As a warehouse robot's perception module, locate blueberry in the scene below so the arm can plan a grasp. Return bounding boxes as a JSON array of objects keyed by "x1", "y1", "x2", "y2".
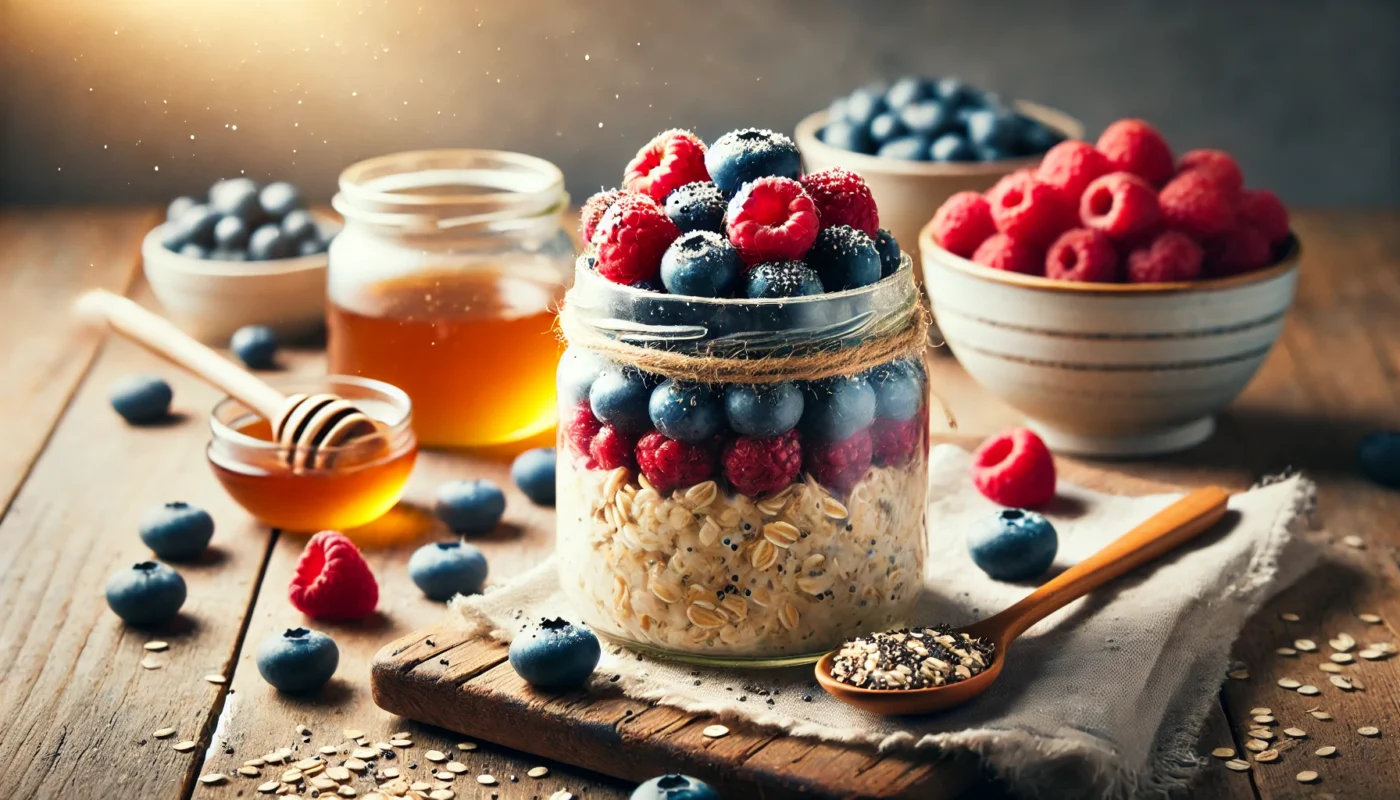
[
  {"x1": 1357, "y1": 431, "x2": 1400, "y2": 488},
  {"x1": 259, "y1": 181, "x2": 304, "y2": 220},
  {"x1": 705, "y1": 129, "x2": 801, "y2": 195},
  {"x1": 230, "y1": 325, "x2": 278, "y2": 369},
  {"x1": 869, "y1": 360, "x2": 923, "y2": 421},
  {"x1": 557, "y1": 347, "x2": 607, "y2": 407},
  {"x1": 827, "y1": 95, "x2": 850, "y2": 122},
  {"x1": 725, "y1": 383, "x2": 804, "y2": 437},
  {"x1": 745, "y1": 261, "x2": 823, "y2": 299},
  {"x1": 109, "y1": 374, "x2": 172, "y2": 424},
  {"x1": 843, "y1": 83, "x2": 887, "y2": 128},
  {"x1": 968, "y1": 509, "x2": 1058, "y2": 581},
  {"x1": 247, "y1": 224, "x2": 292, "y2": 260},
  {"x1": 280, "y1": 209, "x2": 319, "y2": 243},
  {"x1": 934, "y1": 77, "x2": 976, "y2": 109},
  {"x1": 930, "y1": 133, "x2": 977, "y2": 162},
  {"x1": 139, "y1": 501, "x2": 215, "y2": 561},
  {"x1": 660, "y1": 231, "x2": 742, "y2": 298},
  {"x1": 873, "y1": 229, "x2": 902, "y2": 277},
  {"x1": 179, "y1": 243, "x2": 208, "y2": 259},
  {"x1": 434, "y1": 479, "x2": 506, "y2": 535},
  {"x1": 664, "y1": 182, "x2": 728, "y2": 234},
  {"x1": 296, "y1": 237, "x2": 326, "y2": 257},
  {"x1": 899, "y1": 101, "x2": 952, "y2": 136},
  {"x1": 876, "y1": 136, "x2": 931, "y2": 161},
  {"x1": 648, "y1": 381, "x2": 723, "y2": 443},
  {"x1": 408, "y1": 541, "x2": 489, "y2": 601},
  {"x1": 105, "y1": 561, "x2": 186, "y2": 626},
  {"x1": 800, "y1": 376, "x2": 876, "y2": 441},
  {"x1": 630, "y1": 774, "x2": 722, "y2": 800},
  {"x1": 163, "y1": 204, "x2": 219, "y2": 250},
  {"x1": 255, "y1": 627, "x2": 339, "y2": 693},
  {"x1": 820, "y1": 120, "x2": 872, "y2": 155},
  {"x1": 209, "y1": 178, "x2": 262, "y2": 222},
  {"x1": 512, "y1": 447, "x2": 557, "y2": 506},
  {"x1": 1017, "y1": 118, "x2": 1063, "y2": 155},
  {"x1": 966, "y1": 109, "x2": 1027, "y2": 152},
  {"x1": 884, "y1": 76, "x2": 933, "y2": 111},
  {"x1": 508, "y1": 617, "x2": 600, "y2": 688},
  {"x1": 166, "y1": 196, "x2": 196, "y2": 223},
  {"x1": 867, "y1": 112, "x2": 907, "y2": 146},
  {"x1": 213, "y1": 214, "x2": 250, "y2": 250},
  {"x1": 589, "y1": 366, "x2": 656, "y2": 433},
  {"x1": 806, "y1": 226, "x2": 881, "y2": 291}
]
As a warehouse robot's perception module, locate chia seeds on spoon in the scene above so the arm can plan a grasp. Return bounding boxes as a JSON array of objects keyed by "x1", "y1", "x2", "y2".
[{"x1": 830, "y1": 625, "x2": 995, "y2": 690}]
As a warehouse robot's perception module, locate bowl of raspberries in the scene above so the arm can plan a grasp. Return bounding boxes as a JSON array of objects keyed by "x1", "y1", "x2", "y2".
[
  {"x1": 143, "y1": 177, "x2": 338, "y2": 343},
  {"x1": 795, "y1": 76, "x2": 1083, "y2": 268},
  {"x1": 920, "y1": 119, "x2": 1300, "y2": 457}
]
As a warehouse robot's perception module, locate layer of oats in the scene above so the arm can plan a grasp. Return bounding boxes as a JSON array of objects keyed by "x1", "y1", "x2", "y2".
[{"x1": 555, "y1": 457, "x2": 927, "y2": 659}]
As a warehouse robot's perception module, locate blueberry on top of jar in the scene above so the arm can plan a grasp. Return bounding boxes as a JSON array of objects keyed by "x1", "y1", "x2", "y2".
[
  {"x1": 745, "y1": 260, "x2": 823, "y2": 299},
  {"x1": 659, "y1": 231, "x2": 742, "y2": 298},
  {"x1": 805, "y1": 225, "x2": 882, "y2": 291},
  {"x1": 663, "y1": 181, "x2": 727, "y2": 234},
  {"x1": 704, "y1": 128, "x2": 802, "y2": 195}
]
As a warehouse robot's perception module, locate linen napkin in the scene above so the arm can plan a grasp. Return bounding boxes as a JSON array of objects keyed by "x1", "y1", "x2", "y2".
[{"x1": 452, "y1": 444, "x2": 1317, "y2": 799}]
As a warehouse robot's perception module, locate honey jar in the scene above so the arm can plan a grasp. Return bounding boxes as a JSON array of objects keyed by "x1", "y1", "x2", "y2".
[{"x1": 328, "y1": 150, "x2": 573, "y2": 454}]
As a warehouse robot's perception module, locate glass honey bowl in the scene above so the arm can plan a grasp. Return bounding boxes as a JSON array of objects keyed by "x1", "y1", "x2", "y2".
[{"x1": 207, "y1": 376, "x2": 417, "y2": 532}]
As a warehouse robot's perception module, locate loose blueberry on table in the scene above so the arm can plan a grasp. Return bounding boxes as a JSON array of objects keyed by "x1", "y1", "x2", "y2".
[
  {"x1": 139, "y1": 501, "x2": 215, "y2": 561},
  {"x1": 255, "y1": 627, "x2": 339, "y2": 693},
  {"x1": 161, "y1": 178, "x2": 333, "y2": 262},
  {"x1": 109, "y1": 374, "x2": 173, "y2": 424},
  {"x1": 229, "y1": 324, "x2": 279, "y2": 369},
  {"x1": 508, "y1": 618, "x2": 601, "y2": 689},
  {"x1": 1357, "y1": 431, "x2": 1400, "y2": 489},
  {"x1": 630, "y1": 773, "x2": 723, "y2": 800},
  {"x1": 512, "y1": 447, "x2": 558, "y2": 506},
  {"x1": 105, "y1": 561, "x2": 186, "y2": 626},
  {"x1": 968, "y1": 508, "x2": 1059, "y2": 582},
  {"x1": 409, "y1": 540, "x2": 489, "y2": 600},
  {"x1": 434, "y1": 478, "x2": 506, "y2": 535}
]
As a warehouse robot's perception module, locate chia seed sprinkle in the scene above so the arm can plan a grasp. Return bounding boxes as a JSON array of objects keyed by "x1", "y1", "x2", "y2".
[{"x1": 830, "y1": 625, "x2": 995, "y2": 690}]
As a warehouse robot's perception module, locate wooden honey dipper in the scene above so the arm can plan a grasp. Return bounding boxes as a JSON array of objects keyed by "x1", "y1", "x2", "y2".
[{"x1": 76, "y1": 290, "x2": 382, "y2": 470}]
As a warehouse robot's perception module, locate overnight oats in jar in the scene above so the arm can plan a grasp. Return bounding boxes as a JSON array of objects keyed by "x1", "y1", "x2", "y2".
[{"x1": 553, "y1": 127, "x2": 931, "y2": 665}]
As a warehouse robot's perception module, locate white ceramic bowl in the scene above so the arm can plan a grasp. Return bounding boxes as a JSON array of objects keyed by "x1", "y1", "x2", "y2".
[
  {"x1": 920, "y1": 223, "x2": 1301, "y2": 457},
  {"x1": 795, "y1": 102, "x2": 1083, "y2": 255},
  {"x1": 142, "y1": 217, "x2": 339, "y2": 344}
]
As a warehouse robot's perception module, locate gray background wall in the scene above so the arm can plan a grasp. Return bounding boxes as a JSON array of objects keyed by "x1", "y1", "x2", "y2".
[{"x1": 2, "y1": 0, "x2": 1396, "y2": 206}]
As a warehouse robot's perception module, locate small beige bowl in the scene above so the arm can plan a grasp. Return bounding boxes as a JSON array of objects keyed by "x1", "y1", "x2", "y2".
[
  {"x1": 919, "y1": 222, "x2": 1301, "y2": 457},
  {"x1": 795, "y1": 102, "x2": 1083, "y2": 254},
  {"x1": 142, "y1": 217, "x2": 339, "y2": 344}
]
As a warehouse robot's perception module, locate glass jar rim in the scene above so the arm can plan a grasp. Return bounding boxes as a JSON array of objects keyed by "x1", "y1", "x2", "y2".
[{"x1": 208, "y1": 374, "x2": 414, "y2": 457}]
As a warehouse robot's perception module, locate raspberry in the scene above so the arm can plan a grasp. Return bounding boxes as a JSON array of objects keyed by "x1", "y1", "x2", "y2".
[
  {"x1": 805, "y1": 430, "x2": 873, "y2": 494},
  {"x1": 870, "y1": 416, "x2": 922, "y2": 466},
  {"x1": 1045, "y1": 228, "x2": 1119, "y2": 282},
  {"x1": 722, "y1": 431, "x2": 802, "y2": 496},
  {"x1": 623, "y1": 129, "x2": 710, "y2": 203},
  {"x1": 798, "y1": 168, "x2": 879, "y2": 237},
  {"x1": 1206, "y1": 226, "x2": 1272, "y2": 277},
  {"x1": 288, "y1": 531, "x2": 378, "y2": 620},
  {"x1": 1125, "y1": 231, "x2": 1204, "y2": 283},
  {"x1": 1176, "y1": 149, "x2": 1244, "y2": 194},
  {"x1": 971, "y1": 233, "x2": 1042, "y2": 275},
  {"x1": 592, "y1": 193, "x2": 678, "y2": 285},
  {"x1": 1158, "y1": 170, "x2": 1237, "y2": 240},
  {"x1": 564, "y1": 402, "x2": 603, "y2": 460},
  {"x1": 1095, "y1": 119, "x2": 1175, "y2": 187},
  {"x1": 971, "y1": 428, "x2": 1056, "y2": 508},
  {"x1": 725, "y1": 177, "x2": 820, "y2": 265},
  {"x1": 579, "y1": 189, "x2": 628, "y2": 244},
  {"x1": 635, "y1": 432, "x2": 716, "y2": 495},
  {"x1": 986, "y1": 171, "x2": 1071, "y2": 248},
  {"x1": 930, "y1": 191, "x2": 996, "y2": 258},
  {"x1": 589, "y1": 424, "x2": 638, "y2": 471},
  {"x1": 1036, "y1": 140, "x2": 1112, "y2": 203},
  {"x1": 1079, "y1": 172, "x2": 1160, "y2": 241},
  {"x1": 1238, "y1": 189, "x2": 1290, "y2": 244}
]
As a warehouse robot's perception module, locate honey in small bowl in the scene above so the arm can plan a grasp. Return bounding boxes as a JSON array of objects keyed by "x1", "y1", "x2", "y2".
[{"x1": 207, "y1": 375, "x2": 417, "y2": 532}]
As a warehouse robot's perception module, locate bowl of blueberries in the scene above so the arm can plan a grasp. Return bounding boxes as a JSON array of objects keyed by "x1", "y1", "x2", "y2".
[
  {"x1": 144, "y1": 177, "x2": 339, "y2": 343},
  {"x1": 795, "y1": 76, "x2": 1082, "y2": 259}
]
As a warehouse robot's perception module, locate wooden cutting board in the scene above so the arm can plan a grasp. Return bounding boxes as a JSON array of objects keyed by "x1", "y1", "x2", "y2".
[{"x1": 370, "y1": 624, "x2": 990, "y2": 799}]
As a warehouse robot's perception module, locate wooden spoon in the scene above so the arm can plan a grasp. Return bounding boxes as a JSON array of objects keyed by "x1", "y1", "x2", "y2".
[
  {"x1": 76, "y1": 289, "x2": 380, "y2": 470},
  {"x1": 815, "y1": 486, "x2": 1231, "y2": 715}
]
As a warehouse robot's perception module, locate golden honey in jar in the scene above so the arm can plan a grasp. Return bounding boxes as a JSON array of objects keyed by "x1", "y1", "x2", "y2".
[{"x1": 329, "y1": 150, "x2": 573, "y2": 453}]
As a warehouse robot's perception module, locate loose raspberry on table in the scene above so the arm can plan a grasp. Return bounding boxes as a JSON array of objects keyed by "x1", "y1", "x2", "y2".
[
  {"x1": 805, "y1": 430, "x2": 873, "y2": 494},
  {"x1": 592, "y1": 193, "x2": 679, "y2": 285},
  {"x1": 987, "y1": 170, "x2": 1071, "y2": 248},
  {"x1": 579, "y1": 189, "x2": 629, "y2": 244},
  {"x1": 722, "y1": 431, "x2": 802, "y2": 496},
  {"x1": 726, "y1": 176, "x2": 820, "y2": 265},
  {"x1": 1079, "y1": 172, "x2": 1161, "y2": 241},
  {"x1": 1158, "y1": 170, "x2": 1237, "y2": 240},
  {"x1": 289, "y1": 531, "x2": 378, "y2": 620},
  {"x1": 1125, "y1": 230, "x2": 1204, "y2": 283},
  {"x1": 931, "y1": 191, "x2": 996, "y2": 258},
  {"x1": 1176, "y1": 149, "x2": 1244, "y2": 194},
  {"x1": 623, "y1": 129, "x2": 711, "y2": 203},
  {"x1": 1205, "y1": 226, "x2": 1272, "y2": 277},
  {"x1": 1095, "y1": 119, "x2": 1175, "y2": 187},
  {"x1": 636, "y1": 432, "x2": 716, "y2": 495},
  {"x1": 971, "y1": 233, "x2": 1043, "y2": 276},
  {"x1": 589, "y1": 424, "x2": 639, "y2": 471},
  {"x1": 871, "y1": 416, "x2": 922, "y2": 467},
  {"x1": 798, "y1": 168, "x2": 879, "y2": 237},
  {"x1": 564, "y1": 401, "x2": 603, "y2": 461},
  {"x1": 1045, "y1": 228, "x2": 1119, "y2": 282},
  {"x1": 971, "y1": 428, "x2": 1056, "y2": 508},
  {"x1": 1036, "y1": 140, "x2": 1112, "y2": 204},
  {"x1": 1238, "y1": 189, "x2": 1290, "y2": 244}
]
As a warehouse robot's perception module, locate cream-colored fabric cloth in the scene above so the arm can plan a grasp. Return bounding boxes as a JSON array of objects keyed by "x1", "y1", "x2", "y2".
[{"x1": 452, "y1": 445, "x2": 1317, "y2": 799}]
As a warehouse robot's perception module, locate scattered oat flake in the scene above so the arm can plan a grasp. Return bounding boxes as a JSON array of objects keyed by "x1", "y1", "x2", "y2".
[
  {"x1": 1359, "y1": 649, "x2": 1386, "y2": 660},
  {"x1": 199, "y1": 773, "x2": 226, "y2": 784},
  {"x1": 1296, "y1": 770, "x2": 1319, "y2": 783},
  {"x1": 204, "y1": 674, "x2": 226, "y2": 684},
  {"x1": 426, "y1": 749, "x2": 446, "y2": 762},
  {"x1": 319, "y1": 745, "x2": 340, "y2": 755},
  {"x1": 390, "y1": 738, "x2": 412, "y2": 747},
  {"x1": 1275, "y1": 647, "x2": 1297, "y2": 656},
  {"x1": 1245, "y1": 739, "x2": 1269, "y2": 752},
  {"x1": 429, "y1": 791, "x2": 454, "y2": 800},
  {"x1": 1249, "y1": 706, "x2": 1272, "y2": 715},
  {"x1": 140, "y1": 656, "x2": 163, "y2": 670},
  {"x1": 1254, "y1": 749, "x2": 1279, "y2": 762},
  {"x1": 1342, "y1": 535, "x2": 1365, "y2": 549},
  {"x1": 1310, "y1": 710, "x2": 1334, "y2": 720},
  {"x1": 702, "y1": 724, "x2": 729, "y2": 738},
  {"x1": 1253, "y1": 714, "x2": 1275, "y2": 724},
  {"x1": 476, "y1": 774, "x2": 497, "y2": 785},
  {"x1": 173, "y1": 740, "x2": 196, "y2": 752},
  {"x1": 1329, "y1": 675, "x2": 1353, "y2": 690},
  {"x1": 1316, "y1": 745, "x2": 1337, "y2": 757},
  {"x1": 1358, "y1": 726, "x2": 1380, "y2": 737},
  {"x1": 456, "y1": 741, "x2": 477, "y2": 751},
  {"x1": 1358, "y1": 613, "x2": 1382, "y2": 624},
  {"x1": 1225, "y1": 759, "x2": 1251, "y2": 772},
  {"x1": 339, "y1": 787, "x2": 359, "y2": 798},
  {"x1": 1331, "y1": 653, "x2": 1355, "y2": 664},
  {"x1": 153, "y1": 727, "x2": 175, "y2": 738},
  {"x1": 445, "y1": 761, "x2": 466, "y2": 773},
  {"x1": 144, "y1": 640, "x2": 169, "y2": 651},
  {"x1": 528, "y1": 766, "x2": 550, "y2": 778},
  {"x1": 1227, "y1": 669, "x2": 1250, "y2": 680},
  {"x1": 1294, "y1": 639, "x2": 1317, "y2": 652},
  {"x1": 257, "y1": 781, "x2": 279, "y2": 793},
  {"x1": 327, "y1": 766, "x2": 351, "y2": 781},
  {"x1": 1284, "y1": 727, "x2": 1307, "y2": 738},
  {"x1": 238, "y1": 765, "x2": 261, "y2": 777},
  {"x1": 1247, "y1": 728, "x2": 1273, "y2": 740},
  {"x1": 1297, "y1": 684, "x2": 1321, "y2": 696},
  {"x1": 1319, "y1": 662, "x2": 1343, "y2": 673},
  {"x1": 1280, "y1": 612, "x2": 1301, "y2": 622},
  {"x1": 1277, "y1": 678, "x2": 1301, "y2": 689},
  {"x1": 549, "y1": 791, "x2": 575, "y2": 800},
  {"x1": 1330, "y1": 634, "x2": 1357, "y2": 652}
]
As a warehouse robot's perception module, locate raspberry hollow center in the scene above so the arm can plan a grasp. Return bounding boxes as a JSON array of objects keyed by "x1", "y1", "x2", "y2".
[{"x1": 1087, "y1": 187, "x2": 1114, "y2": 216}]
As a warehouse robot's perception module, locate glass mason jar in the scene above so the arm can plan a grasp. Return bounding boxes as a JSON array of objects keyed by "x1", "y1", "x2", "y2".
[
  {"x1": 329, "y1": 150, "x2": 573, "y2": 454},
  {"x1": 555, "y1": 258, "x2": 929, "y2": 666}
]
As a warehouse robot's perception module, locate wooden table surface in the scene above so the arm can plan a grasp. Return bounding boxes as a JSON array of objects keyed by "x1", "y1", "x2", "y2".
[{"x1": 0, "y1": 208, "x2": 1396, "y2": 800}]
